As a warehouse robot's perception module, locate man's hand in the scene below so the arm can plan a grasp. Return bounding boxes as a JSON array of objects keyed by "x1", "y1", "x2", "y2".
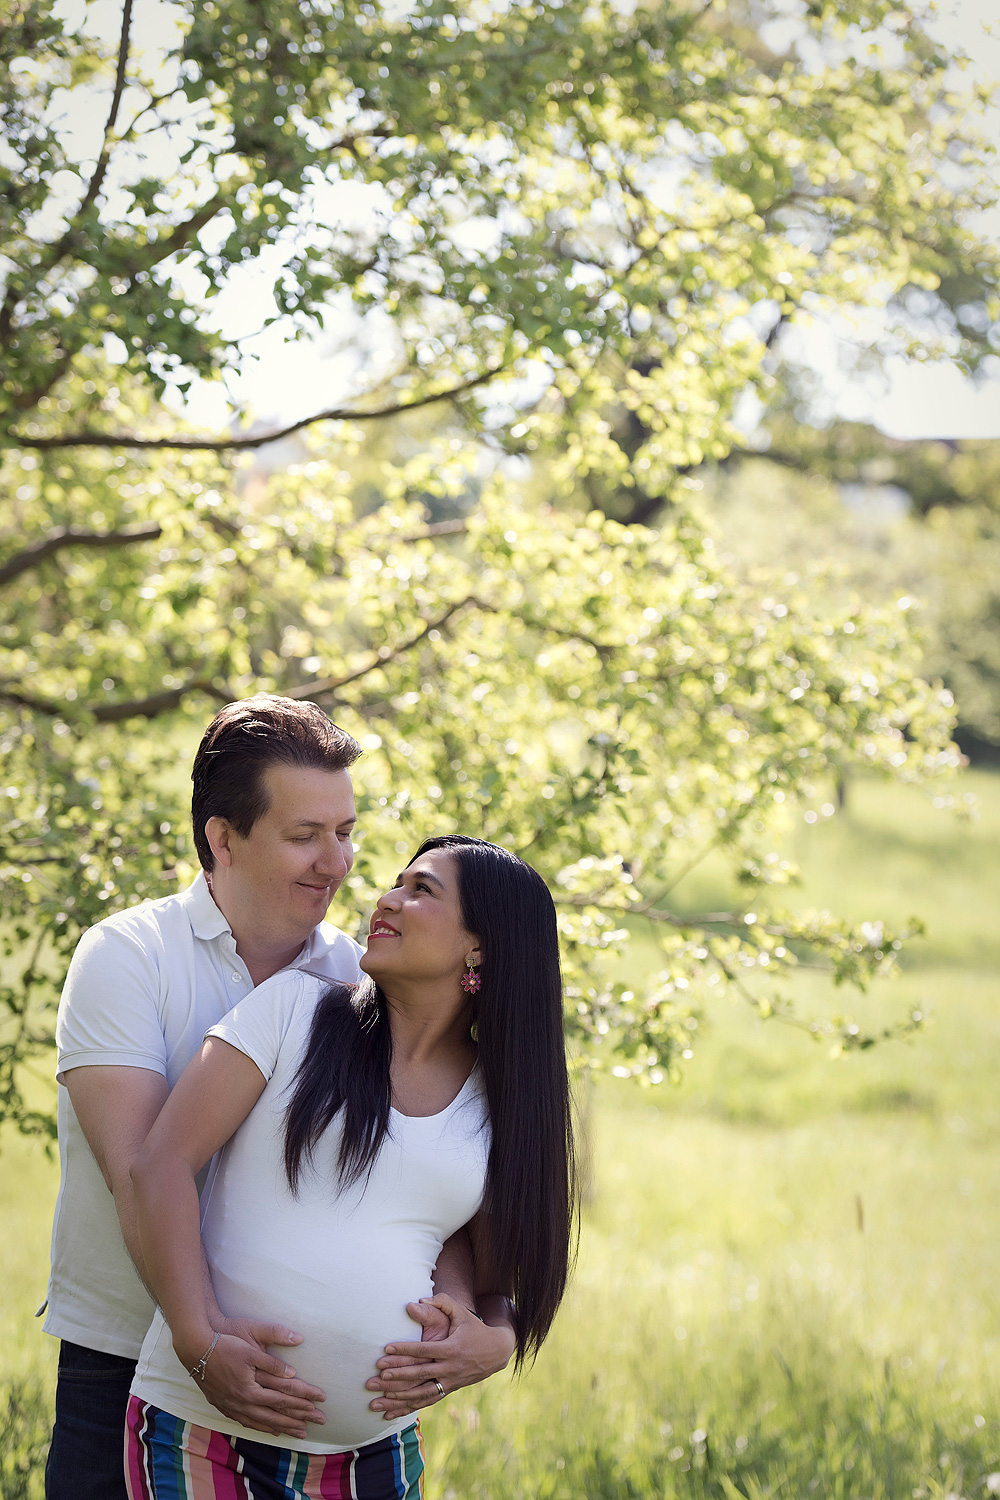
[
  {"x1": 193, "y1": 1317, "x2": 327, "y2": 1440},
  {"x1": 366, "y1": 1294, "x2": 515, "y2": 1420}
]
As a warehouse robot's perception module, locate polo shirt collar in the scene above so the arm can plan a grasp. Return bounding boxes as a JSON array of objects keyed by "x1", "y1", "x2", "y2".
[
  {"x1": 295, "y1": 925, "x2": 324, "y2": 966},
  {"x1": 182, "y1": 870, "x2": 233, "y2": 942},
  {"x1": 180, "y1": 870, "x2": 322, "y2": 968}
]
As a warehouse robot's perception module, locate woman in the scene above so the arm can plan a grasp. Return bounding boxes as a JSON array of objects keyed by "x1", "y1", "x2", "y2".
[{"x1": 126, "y1": 835, "x2": 576, "y2": 1499}]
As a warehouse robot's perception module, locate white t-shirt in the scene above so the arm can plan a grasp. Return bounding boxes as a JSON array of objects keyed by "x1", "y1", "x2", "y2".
[
  {"x1": 132, "y1": 970, "x2": 489, "y2": 1453},
  {"x1": 45, "y1": 873, "x2": 363, "y2": 1360}
]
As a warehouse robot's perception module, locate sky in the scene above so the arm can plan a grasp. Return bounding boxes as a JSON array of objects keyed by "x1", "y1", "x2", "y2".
[
  {"x1": 863, "y1": 0, "x2": 1000, "y2": 438},
  {"x1": 822, "y1": 0, "x2": 1000, "y2": 439},
  {"x1": 854, "y1": 0, "x2": 999, "y2": 439}
]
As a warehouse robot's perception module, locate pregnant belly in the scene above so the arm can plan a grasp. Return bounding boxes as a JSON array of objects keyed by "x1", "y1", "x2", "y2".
[{"x1": 211, "y1": 1242, "x2": 435, "y2": 1449}]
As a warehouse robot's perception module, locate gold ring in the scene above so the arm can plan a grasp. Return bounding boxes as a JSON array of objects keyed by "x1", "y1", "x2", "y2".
[{"x1": 433, "y1": 1379, "x2": 445, "y2": 1398}]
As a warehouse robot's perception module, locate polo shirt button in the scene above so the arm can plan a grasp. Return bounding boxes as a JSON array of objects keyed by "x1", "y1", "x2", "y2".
[{"x1": 231, "y1": 972, "x2": 241, "y2": 982}]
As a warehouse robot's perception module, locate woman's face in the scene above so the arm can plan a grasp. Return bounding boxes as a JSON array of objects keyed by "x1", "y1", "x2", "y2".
[{"x1": 359, "y1": 848, "x2": 480, "y2": 989}]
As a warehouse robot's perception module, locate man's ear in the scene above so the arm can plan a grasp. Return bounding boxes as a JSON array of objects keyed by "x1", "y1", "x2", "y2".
[{"x1": 204, "y1": 816, "x2": 235, "y2": 869}]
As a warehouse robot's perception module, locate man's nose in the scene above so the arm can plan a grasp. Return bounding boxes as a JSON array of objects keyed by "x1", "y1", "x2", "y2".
[{"x1": 313, "y1": 836, "x2": 352, "y2": 880}]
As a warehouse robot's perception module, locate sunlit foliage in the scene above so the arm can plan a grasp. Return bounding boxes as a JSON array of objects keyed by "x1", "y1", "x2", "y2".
[{"x1": 1, "y1": 0, "x2": 992, "y2": 1131}]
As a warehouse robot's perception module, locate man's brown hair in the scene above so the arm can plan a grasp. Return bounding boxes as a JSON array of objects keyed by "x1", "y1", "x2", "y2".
[{"x1": 191, "y1": 695, "x2": 361, "y2": 871}]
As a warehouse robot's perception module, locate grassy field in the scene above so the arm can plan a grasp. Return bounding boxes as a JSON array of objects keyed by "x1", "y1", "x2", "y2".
[{"x1": 2, "y1": 771, "x2": 999, "y2": 1499}]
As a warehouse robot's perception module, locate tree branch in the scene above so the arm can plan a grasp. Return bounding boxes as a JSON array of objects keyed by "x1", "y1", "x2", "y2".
[
  {"x1": 8, "y1": 364, "x2": 508, "y2": 452},
  {"x1": 290, "y1": 595, "x2": 489, "y2": 700},
  {"x1": 0, "y1": 522, "x2": 162, "y2": 587},
  {"x1": 616, "y1": 486, "x2": 675, "y2": 527},
  {"x1": 74, "y1": 0, "x2": 133, "y2": 226},
  {"x1": 0, "y1": 676, "x2": 231, "y2": 723},
  {"x1": 406, "y1": 518, "x2": 468, "y2": 541},
  {"x1": 7, "y1": 345, "x2": 75, "y2": 415},
  {"x1": 0, "y1": 596, "x2": 486, "y2": 726},
  {"x1": 123, "y1": 190, "x2": 231, "y2": 277},
  {"x1": 0, "y1": 0, "x2": 133, "y2": 347},
  {"x1": 553, "y1": 896, "x2": 799, "y2": 942}
]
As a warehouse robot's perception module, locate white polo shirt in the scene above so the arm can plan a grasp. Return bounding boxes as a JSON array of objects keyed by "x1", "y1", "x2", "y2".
[{"x1": 44, "y1": 872, "x2": 363, "y2": 1360}]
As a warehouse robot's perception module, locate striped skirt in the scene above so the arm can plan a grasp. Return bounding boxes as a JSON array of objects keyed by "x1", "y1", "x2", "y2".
[{"x1": 125, "y1": 1397, "x2": 424, "y2": 1500}]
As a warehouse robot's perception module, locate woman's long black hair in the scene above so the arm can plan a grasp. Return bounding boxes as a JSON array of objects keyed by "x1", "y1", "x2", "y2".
[{"x1": 283, "y1": 834, "x2": 577, "y2": 1368}]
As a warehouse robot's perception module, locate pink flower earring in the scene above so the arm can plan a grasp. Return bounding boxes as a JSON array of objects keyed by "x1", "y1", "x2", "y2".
[{"x1": 460, "y1": 959, "x2": 482, "y2": 994}]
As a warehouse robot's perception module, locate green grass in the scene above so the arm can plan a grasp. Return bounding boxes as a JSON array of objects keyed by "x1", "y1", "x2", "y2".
[
  {"x1": 420, "y1": 771, "x2": 1000, "y2": 1498},
  {"x1": 0, "y1": 1135, "x2": 57, "y2": 1500},
  {"x1": 3, "y1": 771, "x2": 999, "y2": 1498}
]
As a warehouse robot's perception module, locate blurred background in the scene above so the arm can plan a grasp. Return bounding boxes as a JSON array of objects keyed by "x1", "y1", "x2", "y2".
[{"x1": 2, "y1": 0, "x2": 999, "y2": 1494}]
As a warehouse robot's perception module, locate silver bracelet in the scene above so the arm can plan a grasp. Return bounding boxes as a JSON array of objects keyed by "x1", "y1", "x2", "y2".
[{"x1": 189, "y1": 1330, "x2": 220, "y2": 1381}]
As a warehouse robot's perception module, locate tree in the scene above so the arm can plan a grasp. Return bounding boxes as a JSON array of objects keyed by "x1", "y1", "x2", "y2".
[
  {"x1": 4, "y1": 0, "x2": 996, "y2": 454},
  {"x1": 0, "y1": 432, "x2": 959, "y2": 1135},
  {"x1": 689, "y1": 418, "x2": 1000, "y2": 756},
  {"x1": 1, "y1": 0, "x2": 991, "y2": 1134}
]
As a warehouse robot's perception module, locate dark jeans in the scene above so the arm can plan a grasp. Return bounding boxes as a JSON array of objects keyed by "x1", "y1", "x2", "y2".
[{"x1": 45, "y1": 1340, "x2": 137, "y2": 1500}]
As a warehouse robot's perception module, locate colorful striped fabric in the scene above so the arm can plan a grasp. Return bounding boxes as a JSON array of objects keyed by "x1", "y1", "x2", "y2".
[{"x1": 125, "y1": 1397, "x2": 424, "y2": 1500}]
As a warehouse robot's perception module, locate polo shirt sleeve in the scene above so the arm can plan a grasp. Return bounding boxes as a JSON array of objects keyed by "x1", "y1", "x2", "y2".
[
  {"x1": 55, "y1": 919, "x2": 168, "y2": 1079},
  {"x1": 308, "y1": 923, "x2": 364, "y2": 985},
  {"x1": 336, "y1": 934, "x2": 364, "y2": 984},
  {"x1": 206, "y1": 970, "x2": 309, "y2": 1082}
]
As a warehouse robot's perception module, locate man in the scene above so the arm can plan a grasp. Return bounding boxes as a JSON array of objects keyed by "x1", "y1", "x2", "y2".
[{"x1": 43, "y1": 695, "x2": 513, "y2": 1499}]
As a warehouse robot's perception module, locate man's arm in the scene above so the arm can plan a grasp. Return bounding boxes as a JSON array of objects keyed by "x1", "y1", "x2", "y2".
[
  {"x1": 66, "y1": 1064, "x2": 229, "y2": 1315},
  {"x1": 65, "y1": 1062, "x2": 327, "y2": 1435},
  {"x1": 65, "y1": 1064, "x2": 168, "y2": 1290},
  {"x1": 65, "y1": 1064, "x2": 230, "y2": 1321},
  {"x1": 367, "y1": 1218, "x2": 516, "y2": 1419},
  {"x1": 432, "y1": 1228, "x2": 518, "y2": 1358}
]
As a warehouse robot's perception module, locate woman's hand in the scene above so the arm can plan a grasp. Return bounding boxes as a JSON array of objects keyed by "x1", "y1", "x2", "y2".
[
  {"x1": 366, "y1": 1294, "x2": 515, "y2": 1420},
  {"x1": 192, "y1": 1318, "x2": 327, "y2": 1440}
]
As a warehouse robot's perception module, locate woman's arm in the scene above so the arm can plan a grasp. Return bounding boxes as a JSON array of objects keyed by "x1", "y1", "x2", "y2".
[{"x1": 131, "y1": 1036, "x2": 327, "y2": 1440}]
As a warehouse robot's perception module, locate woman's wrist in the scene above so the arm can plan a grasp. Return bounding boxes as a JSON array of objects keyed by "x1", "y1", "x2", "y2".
[
  {"x1": 475, "y1": 1293, "x2": 515, "y2": 1330},
  {"x1": 186, "y1": 1329, "x2": 221, "y2": 1381},
  {"x1": 171, "y1": 1320, "x2": 219, "y2": 1374}
]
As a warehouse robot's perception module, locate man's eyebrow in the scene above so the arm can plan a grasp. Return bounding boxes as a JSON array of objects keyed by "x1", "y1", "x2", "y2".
[{"x1": 288, "y1": 816, "x2": 357, "y2": 829}]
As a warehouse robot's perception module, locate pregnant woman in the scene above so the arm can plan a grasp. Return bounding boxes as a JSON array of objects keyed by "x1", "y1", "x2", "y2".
[{"x1": 126, "y1": 835, "x2": 576, "y2": 1499}]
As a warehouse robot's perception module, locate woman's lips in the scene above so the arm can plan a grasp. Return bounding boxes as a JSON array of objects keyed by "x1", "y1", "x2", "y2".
[{"x1": 368, "y1": 921, "x2": 399, "y2": 938}]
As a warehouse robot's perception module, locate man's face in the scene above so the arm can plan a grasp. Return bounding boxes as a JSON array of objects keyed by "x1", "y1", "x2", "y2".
[{"x1": 217, "y1": 763, "x2": 357, "y2": 946}]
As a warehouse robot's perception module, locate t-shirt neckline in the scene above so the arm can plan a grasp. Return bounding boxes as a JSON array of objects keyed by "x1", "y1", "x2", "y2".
[{"x1": 390, "y1": 1062, "x2": 481, "y2": 1123}]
